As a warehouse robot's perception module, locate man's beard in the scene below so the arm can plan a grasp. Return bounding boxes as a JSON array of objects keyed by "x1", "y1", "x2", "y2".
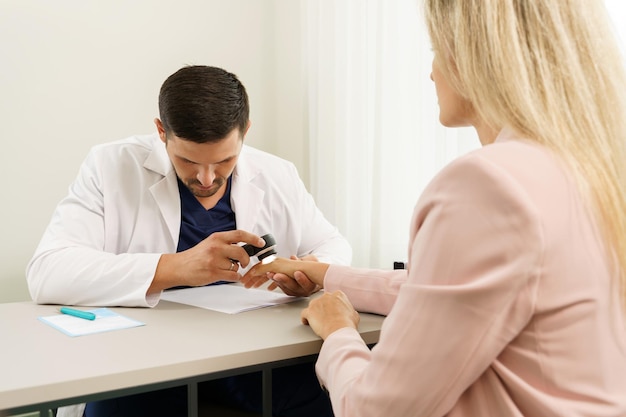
[{"x1": 183, "y1": 176, "x2": 226, "y2": 198}]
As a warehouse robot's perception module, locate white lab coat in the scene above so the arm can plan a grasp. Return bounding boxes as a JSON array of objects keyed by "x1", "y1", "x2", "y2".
[{"x1": 26, "y1": 133, "x2": 351, "y2": 307}]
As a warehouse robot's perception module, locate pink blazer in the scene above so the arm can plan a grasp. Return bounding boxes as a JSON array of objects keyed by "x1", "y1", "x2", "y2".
[{"x1": 318, "y1": 130, "x2": 626, "y2": 416}]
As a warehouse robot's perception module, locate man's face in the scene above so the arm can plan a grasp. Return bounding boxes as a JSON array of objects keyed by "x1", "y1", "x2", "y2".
[{"x1": 160, "y1": 127, "x2": 243, "y2": 199}]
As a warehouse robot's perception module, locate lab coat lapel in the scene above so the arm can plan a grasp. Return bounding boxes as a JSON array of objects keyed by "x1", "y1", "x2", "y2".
[
  {"x1": 231, "y1": 152, "x2": 265, "y2": 233},
  {"x1": 144, "y1": 141, "x2": 181, "y2": 246}
]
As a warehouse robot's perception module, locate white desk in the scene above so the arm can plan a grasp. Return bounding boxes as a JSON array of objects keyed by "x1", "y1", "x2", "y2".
[{"x1": 0, "y1": 295, "x2": 383, "y2": 417}]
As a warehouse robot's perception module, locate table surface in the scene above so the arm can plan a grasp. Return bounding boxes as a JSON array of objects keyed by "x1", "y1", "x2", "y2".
[{"x1": 0, "y1": 293, "x2": 384, "y2": 413}]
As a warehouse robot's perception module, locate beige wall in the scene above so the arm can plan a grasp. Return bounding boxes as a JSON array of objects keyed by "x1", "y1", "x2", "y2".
[{"x1": 0, "y1": 0, "x2": 305, "y2": 302}]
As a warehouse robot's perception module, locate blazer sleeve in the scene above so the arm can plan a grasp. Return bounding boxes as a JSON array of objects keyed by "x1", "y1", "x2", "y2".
[
  {"x1": 324, "y1": 266, "x2": 407, "y2": 316},
  {"x1": 316, "y1": 153, "x2": 543, "y2": 417}
]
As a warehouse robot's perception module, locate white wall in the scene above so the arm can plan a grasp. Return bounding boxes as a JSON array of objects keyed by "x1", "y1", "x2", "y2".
[{"x1": 0, "y1": 0, "x2": 305, "y2": 302}]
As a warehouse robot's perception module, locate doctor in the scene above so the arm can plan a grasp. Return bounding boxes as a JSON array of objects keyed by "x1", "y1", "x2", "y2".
[
  {"x1": 26, "y1": 65, "x2": 351, "y2": 307},
  {"x1": 26, "y1": 65, "x2": 349, "y2": 417}
]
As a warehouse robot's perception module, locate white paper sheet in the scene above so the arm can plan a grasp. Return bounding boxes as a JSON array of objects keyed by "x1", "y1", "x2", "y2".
[
  {"x1": 161, "y1": 283, "x2": 302, "y2": 314},
  {"x1": 38, "y1": 308, "x2": 145, "y2": 337}
]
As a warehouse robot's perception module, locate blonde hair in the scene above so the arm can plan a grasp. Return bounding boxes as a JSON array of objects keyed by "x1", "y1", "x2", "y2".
[{"x1": 424, "y1": 0, "x2": 626, "y2": 310}]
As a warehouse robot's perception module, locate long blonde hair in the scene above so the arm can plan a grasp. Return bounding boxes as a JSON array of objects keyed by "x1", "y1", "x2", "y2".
[{"x1": 424, "y1": 0, "x2": 626, "y2": 310}]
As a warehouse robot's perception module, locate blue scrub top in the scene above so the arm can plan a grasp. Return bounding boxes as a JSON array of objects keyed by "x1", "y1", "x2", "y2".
[{"x1": 176, "y1": 176, "x2": 236, "y2": 252}]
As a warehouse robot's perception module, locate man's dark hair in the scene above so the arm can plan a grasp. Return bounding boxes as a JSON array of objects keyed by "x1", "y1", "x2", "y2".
[{"x1": 158, "y1": 65, "x2": 249, "y2": 143}]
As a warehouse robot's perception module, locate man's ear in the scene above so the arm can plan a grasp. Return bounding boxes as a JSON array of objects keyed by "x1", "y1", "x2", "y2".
[
  {"x1": 154, "y1": 118, "x2": 167, "y2": 143},
  {"x1": 243, "y1": 120, "x2": 252, "y2": 137}
]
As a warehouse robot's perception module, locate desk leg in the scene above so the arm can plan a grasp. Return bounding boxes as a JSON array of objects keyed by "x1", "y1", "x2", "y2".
[
  {"x1": 262, "y1": 369, "x2": 272, "y2": 417},
  {"x1": 187, "y1": 382, "x2": 198, "y2": 417}
]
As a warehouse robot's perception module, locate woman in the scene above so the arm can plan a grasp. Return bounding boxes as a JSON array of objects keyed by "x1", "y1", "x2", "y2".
[{"x1": 242, "y1": 0, "x2": 626, "y2": 415}]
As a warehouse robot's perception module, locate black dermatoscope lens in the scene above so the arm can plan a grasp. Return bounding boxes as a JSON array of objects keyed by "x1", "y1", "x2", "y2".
[{"x1": 242, "y1": 233, "x2": 277, "y2": 262}]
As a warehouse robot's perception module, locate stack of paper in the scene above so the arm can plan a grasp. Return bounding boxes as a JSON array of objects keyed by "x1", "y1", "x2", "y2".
[{"x1": 161, "y1": 284, "x2": 302, "y2": 314}]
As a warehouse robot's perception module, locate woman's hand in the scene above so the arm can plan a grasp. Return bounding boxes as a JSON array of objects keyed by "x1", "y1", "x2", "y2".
[{"x1": 301, "y1": 290, "x2": 360, "y2": 340}]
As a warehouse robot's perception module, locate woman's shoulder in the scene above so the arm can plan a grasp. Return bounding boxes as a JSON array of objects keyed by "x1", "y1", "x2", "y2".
[{"x1": 435, "y1": 137, "x2": 568, "y2": 199}]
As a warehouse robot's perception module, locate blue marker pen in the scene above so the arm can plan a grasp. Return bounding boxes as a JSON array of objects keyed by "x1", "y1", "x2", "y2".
[{"x1": 60, "y1": 307, "x2": 96, "y2": 321}]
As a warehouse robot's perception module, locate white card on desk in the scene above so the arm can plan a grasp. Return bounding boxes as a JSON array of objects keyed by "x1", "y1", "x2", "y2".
[{"x1": 38, "y1": 308, "x2": 145, "y2": 337}]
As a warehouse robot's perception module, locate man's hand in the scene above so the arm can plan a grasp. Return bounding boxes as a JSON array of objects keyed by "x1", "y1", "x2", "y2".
[
  {"x1": 240, "y1": 256, "x2": 330, "y2": 297},
  {"x1": 267, "y1": 255, "x2": 321, "y2": 296},
  {"x1": 301, "y1": 290, "x2": 359, "y2": 340},
  {"x1": 149, "y1": 230, "x2": 265, "y2": 293}
]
